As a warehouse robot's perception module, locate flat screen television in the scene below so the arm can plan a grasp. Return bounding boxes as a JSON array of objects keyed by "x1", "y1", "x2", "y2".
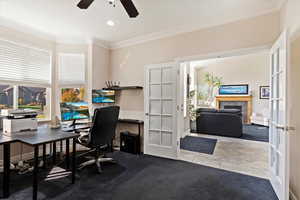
[
  {"x1": 60, "y1": 102, "x2": 90, "y2": 122},
  {"x1": 219, "y1": 84, "x2": 249, "y2": 95},
  {"x1": 92, "y1": 90, "x2": 115, "y2": 103}
]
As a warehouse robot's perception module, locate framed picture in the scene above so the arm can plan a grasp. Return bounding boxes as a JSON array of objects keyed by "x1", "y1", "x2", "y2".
[{"x1": 260, "y1": 86, "x2": 270, "y2": 99}]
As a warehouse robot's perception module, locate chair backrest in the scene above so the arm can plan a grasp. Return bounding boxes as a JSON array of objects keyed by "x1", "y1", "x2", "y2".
[{"x1": 89, "y1": 106, "x2": 120, "y2": 147}]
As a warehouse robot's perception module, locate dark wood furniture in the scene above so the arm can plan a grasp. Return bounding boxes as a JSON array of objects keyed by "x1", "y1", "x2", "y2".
[
  {"x1": 103, "y1": 86, "x2": 143, "y2": 91},
  {"x1": 0, "y1": 126, "x2": 79, "y2": 200},
  {"x1": 118, "y1": 119, "x2": 143, "y2": 154}
]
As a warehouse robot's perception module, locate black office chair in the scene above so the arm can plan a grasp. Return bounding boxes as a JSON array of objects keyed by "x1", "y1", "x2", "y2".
[{"x1": 76, "y1": 106, "x2": 120, "y2": 173}]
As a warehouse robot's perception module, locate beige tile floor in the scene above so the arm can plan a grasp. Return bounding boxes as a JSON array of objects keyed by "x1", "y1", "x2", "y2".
[{"x1": 179, "y1": 133, "x2": 269, "y2": 179}]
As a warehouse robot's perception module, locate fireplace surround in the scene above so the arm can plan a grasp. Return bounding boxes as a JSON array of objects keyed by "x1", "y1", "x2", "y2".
[{"x1": 215, "y1": 95, "x2": 252, "y2": 124}]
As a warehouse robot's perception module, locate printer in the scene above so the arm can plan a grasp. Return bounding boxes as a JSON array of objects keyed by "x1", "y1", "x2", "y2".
[{"x1": 1, "y1": 109, "x2": 38, "y2": 134}]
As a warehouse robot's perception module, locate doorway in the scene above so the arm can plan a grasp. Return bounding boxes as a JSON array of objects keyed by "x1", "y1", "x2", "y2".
[
  {"x1": 179, "y1": 50, "x2": 271, "y2": 179},
  {"x1": 143, "y1": 32, "x2": 290, "y2": 200}
]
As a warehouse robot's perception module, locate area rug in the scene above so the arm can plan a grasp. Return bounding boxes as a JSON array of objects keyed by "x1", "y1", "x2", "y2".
[{"x1": 180, "y1": 136, "x2": 217, "y2": 154}]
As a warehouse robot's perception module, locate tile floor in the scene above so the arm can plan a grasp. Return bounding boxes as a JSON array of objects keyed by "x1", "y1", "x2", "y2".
[{"x1": 179, "y1": 133, "x2": 269, "y2": 179}]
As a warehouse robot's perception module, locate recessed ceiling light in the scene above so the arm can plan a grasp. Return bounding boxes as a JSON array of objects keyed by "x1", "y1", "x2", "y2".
[{"x1": 107, "y1": 20, "x2": 115, "y2": 27}]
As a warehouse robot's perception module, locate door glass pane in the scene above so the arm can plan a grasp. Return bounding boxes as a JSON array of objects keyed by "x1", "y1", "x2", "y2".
[
  {"x1": 149, "y1": 131, "x2": 160, "y2": 145},
  {"x1": 162, "y1": 67, "x2": 172, "y2": 83},
  {"x1": 275, "y1": 49, "x2": 280, "y2": 73},
  {"x1": 150, "y1": 69, "x2": 161, "y2": 83},
  {"x1": 161, "y1": 132, "x2": 172, "y2": 146},
  {"x1": 279, "y1": 47, "x2": 285, "y2": 72},
  {"x1": 276, "y1": 152, "x2": 280, "y2": 176},
  {"x1": 162, "y1": 116, "x2": 172, "y2": 131},
  {"x1": 271, "y1": 147, "x2": 275, "y2": 167},
  {"x1": 149, "y1": 115, "x2": 161, "y2": 130},
  {"x1": 271, "y1": 54, "x2": 275, "y2": 75},
  {"x1": 272, "y1": 77, "x2": 276, "y2": 98},
  {"x1": 150, "y1": 100, "x2": 161, "y2": 114},
  {"x1": 150, "y1": 85, "x2": 161, "y2": 99},
  {"x1": 162, "y1": 84, "x2": 172, "y2": 99},
  {"x1": 162, "y1": 100, "x2": 172, "y2": 115},
  {"x1": 272, "y1": 101, "x2": 278, "y2": 122},
  {"x1": 278, "y1": 100, "x2": 285, "y2": 125},
  {"x1": 278, "y1": 73, "x2": 284, "y2": 99},
  {"x1": 0, "y1": 85, "x2": 13, "y2": 109}
]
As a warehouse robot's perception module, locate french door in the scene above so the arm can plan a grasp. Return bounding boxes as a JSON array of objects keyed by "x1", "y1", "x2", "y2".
[
  {"x1": 269, "y1": 31, "x2": 289, "y2": 200},
  {"x1": 144, "y1": 63, "x2": 179, "y2": 159}
]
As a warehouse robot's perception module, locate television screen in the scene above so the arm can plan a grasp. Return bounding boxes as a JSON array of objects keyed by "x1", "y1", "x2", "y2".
[
  {"x1": 92, "y1": 90, "x2": 115, "y2": 103},
  {"x1": 219, "y1": 85, "x2": 248, "y2": 95},
  {"x1": 60, "y1": 102, "x2": 90, "y2": 121},
  {"x1": 61, "y1": 88, "x2": 85, "y2": 103}
]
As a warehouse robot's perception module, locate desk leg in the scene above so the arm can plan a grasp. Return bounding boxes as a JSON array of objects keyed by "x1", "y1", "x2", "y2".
[
  {"x1": 65, "y1": 139, "x2": 70, "y2": 170},
  {"x1": 33, "y1": 145, "x2": 39, "y2": 200},
  {"x1": 52, "y1": 142, "x2": 56, "y2": 164},
  {"x1": 3, "y1": 143, "x2": 10, "y2": 198},
  {"x1": 42, "y1": 143, "x2": 46, "y2": 168},
  {"x1": 72, "y1": 139, "x2": 76, "y2": 184},
  {"x1": 138, "y1": 124, "x2": 141, "y2": 154}
]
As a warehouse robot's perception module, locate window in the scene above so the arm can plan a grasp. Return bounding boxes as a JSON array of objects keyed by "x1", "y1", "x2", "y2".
[
  {"x1": 18, "y1": 86, "x2": 49, "y2": 119},
  {"x1": 0, "y1": 84, "x2": 13, "y2": 109},
  {"x1": 58, "y1": 54, "x2": 85, "y2": 86},
  {"x1": 0, "y1": 39, "x2": 51, "y2": 120},
  {"x1": 61, "y1": 88, "x2": 85, "y2": 103},
  {"x1": 0, "y1": 39, "x2": 51, "y2": 85},
  {"x1": 57, "y1": 54, "x2": 86, "y2": 118}
]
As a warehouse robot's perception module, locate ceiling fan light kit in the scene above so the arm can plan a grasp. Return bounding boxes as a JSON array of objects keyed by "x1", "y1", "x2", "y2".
[{"x1": 77, "y1": 0, "x2": 139, "y2": 18}]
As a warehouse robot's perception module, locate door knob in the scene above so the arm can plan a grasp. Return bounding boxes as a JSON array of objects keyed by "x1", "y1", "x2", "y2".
[{"x1": 145, "y1": 113, "x2": 149, "y2": 116}]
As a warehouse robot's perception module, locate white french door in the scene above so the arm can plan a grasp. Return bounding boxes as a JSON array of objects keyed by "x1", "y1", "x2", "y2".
[
  {"x1": 269, "y1": 31, "x2": 289, "y2": 200},
  {"x1": 144, "y1": 62, "x2": 179, "y2": 159}
]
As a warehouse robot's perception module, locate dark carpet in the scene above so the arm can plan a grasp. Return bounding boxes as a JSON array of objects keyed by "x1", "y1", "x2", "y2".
[
  {"x1": 242, "y1": 124, "x2": 269, "y2": 142},
  {"x1": 180, "y1": 136, "x2": 217, "y2": 154},
  {"x1": 2, "y1": 151, "x2": 278, "y2": 200}
]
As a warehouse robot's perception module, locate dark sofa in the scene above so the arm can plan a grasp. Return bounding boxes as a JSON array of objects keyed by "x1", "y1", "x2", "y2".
[{"x1": 196, "y1": 108, "x2": 243, "y2": 138}]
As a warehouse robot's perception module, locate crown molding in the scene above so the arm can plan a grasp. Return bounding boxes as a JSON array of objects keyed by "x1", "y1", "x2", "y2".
[
  {"x1": 0, "y1": 16, "x2": 56, "y2": 43},
  {"x1": 109, "y1": 8, "x2": 280, "y2": 50},
  {"x1": 90, "y1": 38, "x2": 110, "y2": 49}
]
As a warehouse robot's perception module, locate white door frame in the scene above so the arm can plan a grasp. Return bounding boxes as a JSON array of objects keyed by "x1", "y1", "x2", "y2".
[{"x1": 173, "y1": 43, "x2": 290, "y2": 199}]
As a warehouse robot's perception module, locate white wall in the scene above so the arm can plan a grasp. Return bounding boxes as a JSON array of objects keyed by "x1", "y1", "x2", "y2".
[
  {"x1": 109, "y1": 12, "x2": 280, "y2": 113},
  {"x1": 195, "y1": 51, "x2": 270, "y2": 115}
]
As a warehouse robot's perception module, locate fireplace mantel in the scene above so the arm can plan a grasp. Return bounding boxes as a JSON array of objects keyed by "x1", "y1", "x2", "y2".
[{"x1": 215, "y1": 95, "x2": 253, "y2": 124}]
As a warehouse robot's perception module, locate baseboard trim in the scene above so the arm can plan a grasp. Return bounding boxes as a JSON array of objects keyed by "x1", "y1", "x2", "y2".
[{"x1": 290, "y1": 190, "x2": 298, "y2": 200}]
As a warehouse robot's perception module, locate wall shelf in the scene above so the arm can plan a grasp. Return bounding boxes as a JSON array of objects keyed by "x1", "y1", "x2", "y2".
[{"x1": 103, "y1": 86, "x2": 143, "y2": 91}]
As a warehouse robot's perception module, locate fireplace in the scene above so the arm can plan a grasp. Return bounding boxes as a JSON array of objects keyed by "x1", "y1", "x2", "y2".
[
  {"x1": 215, "y1": 95, "x2": 252, "y2": 124},
  {"x1": 224, "y1": 105, "x2": 242, "y2": 112},
  {"x1": 223, "y1": 104, "x2": 246, "y2": 123}
]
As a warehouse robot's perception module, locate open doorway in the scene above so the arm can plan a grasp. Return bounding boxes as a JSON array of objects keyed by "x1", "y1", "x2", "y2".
[{"x1": 179, "y1": 50, "x2": 271, "y2": 178}]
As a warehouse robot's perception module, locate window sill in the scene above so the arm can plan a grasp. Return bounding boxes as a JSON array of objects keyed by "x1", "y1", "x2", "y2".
[{"x1": 38, "y1": 119, "x2": 51, "y2": 123}]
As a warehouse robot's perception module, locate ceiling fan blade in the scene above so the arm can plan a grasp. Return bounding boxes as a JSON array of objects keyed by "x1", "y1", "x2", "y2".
[
  {"x1": 120, "y1": 0, "x2": 139, "y2": 18},
  {"x1": 77, "y1": 0, "x2": 94, "y2": 9}
]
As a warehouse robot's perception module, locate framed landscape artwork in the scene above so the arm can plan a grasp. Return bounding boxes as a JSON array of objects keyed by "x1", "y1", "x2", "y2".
[{"x1": 260, "y1": 86, "x2": 270, "y2": 99}]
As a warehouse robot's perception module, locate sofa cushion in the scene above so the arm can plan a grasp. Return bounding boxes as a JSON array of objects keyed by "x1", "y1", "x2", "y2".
[
  {"x1": 197, "y1": 108, "x2": 218, "y2": 113},
  {"x1": 218, "y1": 109, "x2": 241, "y2": 114}
]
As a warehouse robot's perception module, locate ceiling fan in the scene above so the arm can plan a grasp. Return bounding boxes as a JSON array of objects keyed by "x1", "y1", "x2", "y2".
[{"x1": 77, "y1": 0, "x2": 139, "y2": 18}]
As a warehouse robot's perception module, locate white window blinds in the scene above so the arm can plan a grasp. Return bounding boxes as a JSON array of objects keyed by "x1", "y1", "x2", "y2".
[
  {"x1": 0, "y1": 39, "x2": 51, "y2": 86},
  {"x1": 58, "y1": 54, "x2": 85, "y2": 86}
]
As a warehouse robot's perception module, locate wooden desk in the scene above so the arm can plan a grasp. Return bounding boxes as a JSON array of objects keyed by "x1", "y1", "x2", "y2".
[{"x1": 0, "y1": 126, "x2": 79, "y2": 200}]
